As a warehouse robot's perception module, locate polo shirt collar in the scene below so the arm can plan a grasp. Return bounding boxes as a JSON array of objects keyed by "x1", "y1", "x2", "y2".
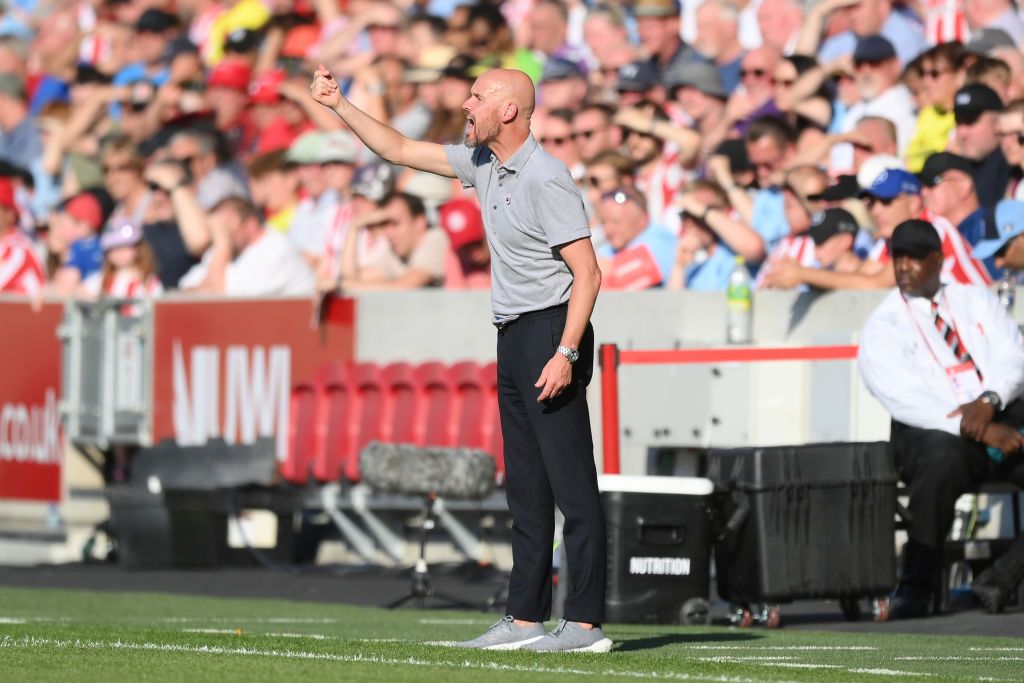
[{"x1": 491, "y1": 135, "x2": 539, "y2": 176}]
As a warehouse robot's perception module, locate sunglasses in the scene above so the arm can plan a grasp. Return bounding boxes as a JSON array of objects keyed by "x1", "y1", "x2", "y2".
[
  {"x1": 147, "y1": 181, "x2": 168, "y2": 193},
  {"x1": 920, "y1": 67, "x2": 951, "y2": 80},
  {"x1": 121, "y1": 101, "x2": 148, "y2": 113},
  {"x1": 740, "y1": 68, "x2": 766, "y2": 79},
  {"x1": 771, "y1": 78, "x2": 795, "y2": 87},
  {"x1": 864, "y1": 195, "x2": 899, "y2": 208},
  {"x1": 573, "y1": 128, "x2": 604, "y2": 141},
  {"x1": 584, "y1": 175, "x2": 615, "y2": 188},
  {"x1": 366, "y1": 23, "x2": 399, "y2": 31},
  {"x1": 998, "y1": 130, "x2": 1024, "y2": 145},
  {"x1": 540, "y1": 136, "x2": 572, "y2": 146},
  {"x1": 173, "y1": 155, "x2": 197, "y2": 167}
]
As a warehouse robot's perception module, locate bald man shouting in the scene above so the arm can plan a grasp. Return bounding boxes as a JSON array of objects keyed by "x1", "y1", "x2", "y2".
[{"x1": 311, "y1": 67, "x2": 609, "y2": 652}]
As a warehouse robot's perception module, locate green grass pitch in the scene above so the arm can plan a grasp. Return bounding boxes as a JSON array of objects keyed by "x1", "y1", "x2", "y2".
[{"x1": 0, "y1": 587, "x2": 1021, "y2": 682}]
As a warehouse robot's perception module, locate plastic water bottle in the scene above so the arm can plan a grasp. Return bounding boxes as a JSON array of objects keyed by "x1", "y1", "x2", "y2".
[
  {"x1": 998, "y1": 277, "x2": 1015, "y2": 313},
  {"x1": 726, "y1": 256, "x2": 752, "y2": 344}
]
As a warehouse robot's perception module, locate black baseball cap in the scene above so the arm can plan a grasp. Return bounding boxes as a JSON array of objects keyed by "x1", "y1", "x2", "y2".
[
  {"x1": 616, "y1": 61, "x2": 659, "y2": 92},
  {"x1": 853, "y1": 35, "x2": 896, "y2": 64},
  {"x1": 919, "y1": 152, "x2": 974, "y2": 187},
  {"x1": 806, "y1": 174, "x2": 858, "y2": 202},
  {"x1": 891, "y1": 219, "x2": 942, "y2": 258},
  {"x1": 135, "y1": 9, "x2": 178, "y2": 34},
  {"x1": 441, "y1": 54, "x2": 478, "y2": 82},
  {"x1": 540, "y1": 57, "x2": 585, "y2": 84},
  {"x1": 809, "y1": 208, "x2": 859, "y2": 246},
  {"x1": 953, "y1": 83, "x2": 1003, "y2": 124}
]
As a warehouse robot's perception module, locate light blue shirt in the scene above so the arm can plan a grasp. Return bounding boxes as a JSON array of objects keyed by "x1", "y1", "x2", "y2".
[
  {"x1": 751, "y1": 188, "x2": 790, "y2": 256},
  {"x1": 597, "y1": 224, "x2": 678, "y2": 287},
  {"x1": 686, "y1": 242, "x2": 737, "y2": 291},
  {"x1": 818, "y1": 10, "x2": 927, "y2": 67}
]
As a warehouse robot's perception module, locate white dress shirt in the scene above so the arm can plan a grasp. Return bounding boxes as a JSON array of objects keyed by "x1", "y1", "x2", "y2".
[{"x1": 859, "y1": 284, "x2": 1024, "y2": 435}]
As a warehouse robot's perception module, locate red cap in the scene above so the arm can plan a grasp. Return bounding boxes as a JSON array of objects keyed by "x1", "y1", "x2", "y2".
[
  {"x1": 249, "y1": 68, "x2": 285, "y2": 105},
  {"x1": 255, "y1": 117, "x2": 299, "y2": 154},
  {"x1": 64, "y1": 192, "x2": 104, "y2": 232},
  {"x1": 281, "y1": 24, "x2": 320, "y2": 59},
  {"x1": 0, "y1": 177, "x2": 17, "y2": 217},
  {"x1": 207, "y1": 57, "x2": 252, "y2": 91},
  {"x1": 440, "y1": 198, "x2": 485, "y2": 251}
]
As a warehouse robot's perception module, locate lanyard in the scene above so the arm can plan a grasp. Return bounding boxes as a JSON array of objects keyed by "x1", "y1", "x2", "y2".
[{"x1": 900, "y1": 290, "x2": 976, "y2": 373}]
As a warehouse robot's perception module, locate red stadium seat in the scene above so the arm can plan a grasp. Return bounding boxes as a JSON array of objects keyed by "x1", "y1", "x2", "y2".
[
  {"x1": 343, "y1": 362, "x2": 387, "y2": 482},
  {"x1": 478, "y1": 361, "x2": 505, "y2": 481},
  {"x1": 313, "y1": 363, "x2": 354, "y2": 483},
  {"x1": 282, "y1": 380, "x2": 321, "y2": 485},
  {"x1": 414, "y1": 362, "x2": 454, "y2": 447},
  {"x1": 380, "y1": 362, "x2": 419, "y2": 445},
  {"x1": 448, "y1": 361, "x2": 487, "y2": 449}
]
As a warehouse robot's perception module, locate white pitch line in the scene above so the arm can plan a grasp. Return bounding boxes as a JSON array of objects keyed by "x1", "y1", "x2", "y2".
[
  {"x1": 970, "y1": 648, "x2": 1024, "y2": 652},
  {"x1": 0, "y1": 636, "x2": 797, "y2": 683},
  {"x1": 417, "y1": 619, "x2": 487, "y2": 625},
  {"x1": 182, "y1": 629, "x2": 329, "y2": 640},
  {"x1": 684, "y1": 645, "x2": 878, "y2": 651},
  {"x1": 849, "y1": 669, "x2": 930, "y2": 678},
  {"x1": 0, "y1": 618, "x2": 27, "y2": 624},
  {"x1": 897, "y1": 656, "x2": 1024, "y2": 662},
  {"x1": 160, "y1": 617, "x2": 340, "y2": 624}
]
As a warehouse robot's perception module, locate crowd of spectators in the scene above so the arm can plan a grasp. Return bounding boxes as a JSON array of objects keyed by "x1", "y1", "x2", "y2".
[{"x1": 2, "y1": 0, "x2": 1024, "y2": 301}]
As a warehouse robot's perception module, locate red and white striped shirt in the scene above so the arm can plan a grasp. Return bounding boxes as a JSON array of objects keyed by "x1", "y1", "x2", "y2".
[
  {"x1": 82, "y1": 270, "x2": 163, "y2": 316},
  {"x1": 637, "y1": 146, "x2": 686, "y2": 235},
  {"x1": 922, "y1": 0, "x2": 968, "y2": 45},
  {"x1": 868, "y1": 211, "x2": 991, "y2": 286},
  {"x1": 755, "y1": 234, "x2": 817, "y2": 289},
  {"x1": 0, "y1": 231, "x2": 44, "y2": 295}
]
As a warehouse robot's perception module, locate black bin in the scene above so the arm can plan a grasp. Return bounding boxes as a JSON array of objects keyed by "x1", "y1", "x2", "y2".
[
  {"x1": 708, "y1": 442, "x2": 897, "y2": 606},
  {"x1": 108, "y1": 487, "x2": 298, "y2": 568},
  {"x1": 106, "y1": 487, "x2": 173, "y2": 568},
  {"x1": 599, "y1": 474, "x2": 714, "y2": 625}
]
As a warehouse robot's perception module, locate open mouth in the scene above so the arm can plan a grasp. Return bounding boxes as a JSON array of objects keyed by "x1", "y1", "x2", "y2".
[{"x1": 466, "y1": 115, "x2": 475, "y2": 136}]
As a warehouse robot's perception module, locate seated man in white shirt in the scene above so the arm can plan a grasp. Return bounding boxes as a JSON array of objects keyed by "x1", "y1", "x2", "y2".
[
  {"x1": 859, "y1": 219, "x2": 1024, "y2": 619},
  {"x1": 180, "y1": 196, "x2": 315, "y2": 296}
]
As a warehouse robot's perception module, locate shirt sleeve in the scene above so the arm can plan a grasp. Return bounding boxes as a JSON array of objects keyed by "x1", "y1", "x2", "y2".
[
  {"x1": 978, "y1": 287, "x2": 1024, "y2": 405},
  {"x1": 443, "y1": 144, "x2": 477, "y2": 189},
  {"x1": 858, "y1": 314, "x2": 962, "y2": 435},
  {"x1": 751, "y1": 190, "x2": 790, "y2": 254},
  {"x1": 535, "y1": 177, "x2": 591, "y2": 248},
  {"x1": 177, "y1": 249, "x2": 211, "y2": 289}
]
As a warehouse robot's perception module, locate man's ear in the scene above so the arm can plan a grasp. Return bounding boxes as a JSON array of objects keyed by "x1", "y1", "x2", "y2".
[{"x1": 503, "y1": 102, "x2": 519, "y2": 124}]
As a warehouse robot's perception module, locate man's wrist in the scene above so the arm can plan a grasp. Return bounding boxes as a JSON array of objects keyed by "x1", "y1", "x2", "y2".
[
  {"x1": 556, "y1": 345, "x2": 579, "y2": 364},
  {"x1": 980, "y1": 391, "x2": 1003, "y2": 411}
]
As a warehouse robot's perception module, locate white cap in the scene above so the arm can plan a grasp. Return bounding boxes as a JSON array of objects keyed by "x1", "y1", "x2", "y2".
[{"x1": 856, "y1": 154, "x2": 906, "y2": 192}]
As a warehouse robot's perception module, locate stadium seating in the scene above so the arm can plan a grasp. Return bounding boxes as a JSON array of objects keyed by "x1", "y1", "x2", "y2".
[{"x1": 285, "y1": 360, "x2": 504, "y2": 486}]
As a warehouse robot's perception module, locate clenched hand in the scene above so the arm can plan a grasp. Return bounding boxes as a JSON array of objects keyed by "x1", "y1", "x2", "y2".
[{"x1": 310, "y1": 64, "x2": 341, "y2": 109}]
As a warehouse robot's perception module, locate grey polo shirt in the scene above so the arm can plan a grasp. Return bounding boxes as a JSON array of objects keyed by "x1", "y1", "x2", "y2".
[{"x1": 444, "y1": 135, "x2": 591, "y2": 324}]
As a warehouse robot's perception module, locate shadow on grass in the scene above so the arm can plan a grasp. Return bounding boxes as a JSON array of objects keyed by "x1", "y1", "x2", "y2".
[{"x1": 615, "y1": 631, "x2": 763, "y2": 652}]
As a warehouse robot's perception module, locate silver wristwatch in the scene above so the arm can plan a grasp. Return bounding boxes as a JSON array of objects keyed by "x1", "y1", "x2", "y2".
[
  {"x1": 980, "y1": 390, "x2": 1003, "y2": 411},
  {"x1": 557, "y1": 345, "x2": 579, "y2": 364}
]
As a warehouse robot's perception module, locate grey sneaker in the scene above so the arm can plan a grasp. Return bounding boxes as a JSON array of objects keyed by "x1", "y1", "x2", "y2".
[
  {"x1": 522, "y1": 620, "x2": 613, "y2": 653},
  {"x1": 451, "y1": 615, "x2": 546, "y2": 650}
]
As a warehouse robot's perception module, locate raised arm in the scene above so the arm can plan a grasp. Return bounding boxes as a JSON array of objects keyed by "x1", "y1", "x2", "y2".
[{"x1": 310, "y1": 65, "x2": 456, "y2": 178}]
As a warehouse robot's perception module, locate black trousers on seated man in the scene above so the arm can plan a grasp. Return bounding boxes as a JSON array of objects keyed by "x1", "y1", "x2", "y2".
[
  {"x1": 891, "y1": 400, "x2": 1024, "y2": 599},
  {"x1": 496, "y1": 303, "x2": 606, "y2": 624}
]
